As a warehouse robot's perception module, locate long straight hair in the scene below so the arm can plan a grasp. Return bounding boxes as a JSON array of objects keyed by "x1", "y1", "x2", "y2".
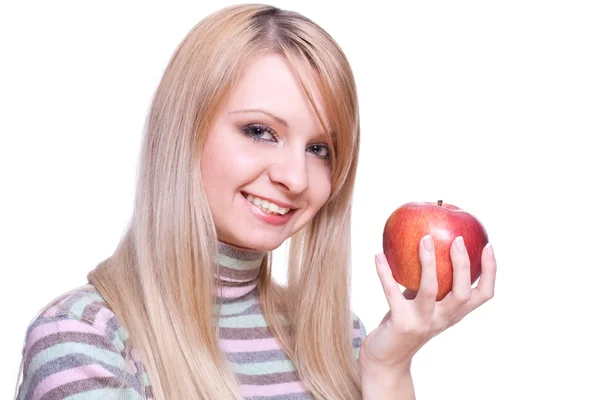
[{"x1": 87, "y1": 4, "x2": 362, "y2": 399}]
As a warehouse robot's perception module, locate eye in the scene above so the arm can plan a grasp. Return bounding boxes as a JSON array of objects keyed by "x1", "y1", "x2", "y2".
[
  {"x1": 307, "y1": 144, "x2": 330, "y2": 160},
  {"x1": 241, "y1": 123, "x2": 277, "y2": 142}
]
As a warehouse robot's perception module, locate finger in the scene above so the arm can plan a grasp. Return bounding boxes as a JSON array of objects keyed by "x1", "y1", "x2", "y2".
[
  {"x1": 415, "y1": 235, "x2": 438, "y2": 316},
  {"x1": 375, "y1": 253, "x2": 409, "y2": 320},
  {"x1": 443, "y1": 236, "x2": 473, "y2": 306},
  {"x1": 470, "y1": 243, "x2": 496, "y2": 305},
  {"x1": 447, "y1": 243, "x2": 497, "y2": 326}
]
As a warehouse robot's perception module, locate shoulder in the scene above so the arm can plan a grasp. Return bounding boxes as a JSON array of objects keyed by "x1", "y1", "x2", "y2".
[
  {"x1": 16, "y1": 285, "x2": 144, "y2": 399},
  {"x1": 54, "y1": 286, "x2": 126, "y2": 341},
  {"x1": 28, "y1": 284, "x2": 130, "y2": 351}
]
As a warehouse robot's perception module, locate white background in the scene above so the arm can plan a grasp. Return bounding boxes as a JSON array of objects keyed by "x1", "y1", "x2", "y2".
[{"x1": 1, "y1": 1, "x2": 599, "y2": 399}]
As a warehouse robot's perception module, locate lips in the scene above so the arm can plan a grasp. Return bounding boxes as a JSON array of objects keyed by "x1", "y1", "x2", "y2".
[
  {"x1": 241, "y1": 192, "x2": 296, "y2": 226},
  {"x1": 243, "y1": 193, "x2": 291, "y2": 215}
]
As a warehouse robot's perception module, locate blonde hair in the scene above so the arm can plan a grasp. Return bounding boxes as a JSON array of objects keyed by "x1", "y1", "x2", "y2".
[{"x1": 87, "y1": 4, "x2": 361, "y2": 399}]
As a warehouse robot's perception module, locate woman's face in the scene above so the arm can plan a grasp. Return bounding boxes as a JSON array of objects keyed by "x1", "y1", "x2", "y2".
[{"x1": 201, "y1": 52, "x2": 333, "y2": 251}]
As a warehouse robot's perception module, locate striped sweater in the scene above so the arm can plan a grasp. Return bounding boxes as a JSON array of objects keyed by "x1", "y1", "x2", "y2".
[{"x1": 17, "y1": 242, "x2": 367, "y2": 399}]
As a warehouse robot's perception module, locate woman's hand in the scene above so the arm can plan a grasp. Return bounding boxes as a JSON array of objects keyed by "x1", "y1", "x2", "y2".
[{"x1": 358, "y1": 235, "x2": 497, "y2": 387}]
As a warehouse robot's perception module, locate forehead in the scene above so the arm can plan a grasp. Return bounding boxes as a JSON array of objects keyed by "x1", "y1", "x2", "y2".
[{"x1": 223, "y1": 52, "x2": 330, "y2": 133}]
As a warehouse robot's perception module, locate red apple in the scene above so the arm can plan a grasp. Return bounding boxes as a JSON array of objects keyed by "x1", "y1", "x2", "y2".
[{"x1": 382, "y1": 200, "x2": 488, "y2": 301}]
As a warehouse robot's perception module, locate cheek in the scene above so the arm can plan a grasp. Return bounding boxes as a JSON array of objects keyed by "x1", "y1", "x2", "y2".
[
  {"x1": 201, "y1": 132, "x2": 237, "y2": 203},
  {"x1": 308, "y1": 165, "x2": 333, "y2": 210},
  {"x1": 201, "y1": 133, "x2": 262, "y2": 197},
  {"x1": 200, "y1": 146, "x2": 224, "y2": 196}
]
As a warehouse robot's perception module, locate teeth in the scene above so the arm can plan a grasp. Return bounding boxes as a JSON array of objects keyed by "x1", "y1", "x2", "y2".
[{"x1": 245, "y1": 194, "x2": 291, "y2": 215}]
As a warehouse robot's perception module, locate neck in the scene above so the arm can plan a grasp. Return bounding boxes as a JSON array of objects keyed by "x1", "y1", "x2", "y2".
[{"x1": 215, "y1": 241, "x2": 266, "y2": 301}]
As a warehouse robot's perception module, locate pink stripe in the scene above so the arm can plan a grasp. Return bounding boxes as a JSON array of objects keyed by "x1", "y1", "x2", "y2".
[
  {"x1": 353, "y1": 328, "x2": 362, "y2": 338},
  {"x1": 214, "y1": 285, "x2": 254, "y2": 299},
  {"x1": 25, "y1": 320, "x2": 103, "y2": 356},
  {"x1": 242, "y1": 381, "x2": 306, "y2": 396},
  {"x1": 32, "y1": 364, "x2": 114, "y2": 399},
  {"x1": 219, "y1": 276, "x2": 252, "y2": 283},
  {"x1": 93, "y1": 306, "x2": 115, "y2": 333},
  {"x1": 220, "y1": 338, "x2": 281, "y2": 353}
]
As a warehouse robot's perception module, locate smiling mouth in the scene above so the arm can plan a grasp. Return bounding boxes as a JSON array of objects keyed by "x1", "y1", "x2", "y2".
[{"x1": 242, "y1": 192, "x2": 293, "y2": 216}]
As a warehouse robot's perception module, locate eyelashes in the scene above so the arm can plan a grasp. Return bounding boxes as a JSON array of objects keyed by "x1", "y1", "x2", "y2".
[
  {"x1": 241, "y1": 123, "x2": 277, "y2": 143},
  {"x1": 240, "y1": 123, "x2": 331, "y2": 162}
]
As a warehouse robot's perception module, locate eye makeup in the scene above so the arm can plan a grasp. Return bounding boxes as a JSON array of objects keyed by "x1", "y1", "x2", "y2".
[{"x1": 239, "y1": 122, "x2": 331, "y2": 163}]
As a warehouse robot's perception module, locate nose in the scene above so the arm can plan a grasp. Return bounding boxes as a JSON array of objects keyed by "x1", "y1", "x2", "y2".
[{"x1": 268, "y1": 150, "x2": 309, "y2": 194}]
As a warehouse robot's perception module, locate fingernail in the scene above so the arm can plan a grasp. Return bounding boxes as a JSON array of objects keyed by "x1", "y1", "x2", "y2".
[
  {"x1": 455, "y1": 236, "x2": 466, "y2": 253},
  {"x1": 376, "y1": 253, "x2": 386, "y2": 264},
  {"x1": 422, "y1": 235, "x2": 433, "y2": 252},
  {"x1": 485, "y1": 243, "x2": 494, "y2": 258}
]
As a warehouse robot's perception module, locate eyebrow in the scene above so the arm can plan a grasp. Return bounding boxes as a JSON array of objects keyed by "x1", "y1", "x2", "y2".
[
  {"x1": 229, "y1": 108, "x2": 335, "y2": 142},
  {"x1": 229, "y1": 109, "x2": 289, "y2": 128}
]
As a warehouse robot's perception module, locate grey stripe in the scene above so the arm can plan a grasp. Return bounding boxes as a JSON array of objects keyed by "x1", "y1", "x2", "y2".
[
  {"x1": 25, "y1": 353, "x2": 141, "y2": 398},
  {"x1": 219, "y1": 278, "x2": 259, "y2": 288},
  {"x1": 219, "y1": 326, "x2": 274, "y2": 340},
  {"x1": 145, "y1": 384, "x2": 153, "y2": 398},
  {"x1": 218, "y1": 242, "x2": 266, "y2": 261},
  {"x1": 237, "y1": 371, "x2": 301, "y2": 385},
  {"x1": 227, "y1": 349, "x2": 290, "y2": 363},
  {"x1": 42, "y1": 376, "x2": 141, "y2": 400},
  {"x1": 218, "y1": 265, "x2": 261, "y2": 281},
  {"x1": 106, "y1": 313, "x2": 128, "y2": 349},
  {"x1": 80, "y1": 302, "x2": 105, "y2": 324}
]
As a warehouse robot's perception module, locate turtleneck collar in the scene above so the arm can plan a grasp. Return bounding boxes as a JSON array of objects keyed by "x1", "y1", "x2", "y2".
[{"x1": 215, "y1": 241, "x2": 266, "y2": 302}]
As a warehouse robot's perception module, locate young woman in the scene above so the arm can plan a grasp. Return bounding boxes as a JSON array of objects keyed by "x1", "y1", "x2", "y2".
[{"x1": 15, "y1": 4, "x2": 496, "y2": 400}]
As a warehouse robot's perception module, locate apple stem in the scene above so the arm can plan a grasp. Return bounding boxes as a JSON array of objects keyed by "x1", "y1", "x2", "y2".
[{"x1": 437, "y1": 200, "x2": 443, "y2": 206}]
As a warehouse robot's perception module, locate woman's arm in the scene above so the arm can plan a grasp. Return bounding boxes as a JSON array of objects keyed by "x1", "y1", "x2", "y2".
[{"x1": 361, "y1": 366, "x2": 415, "y2": 400}]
